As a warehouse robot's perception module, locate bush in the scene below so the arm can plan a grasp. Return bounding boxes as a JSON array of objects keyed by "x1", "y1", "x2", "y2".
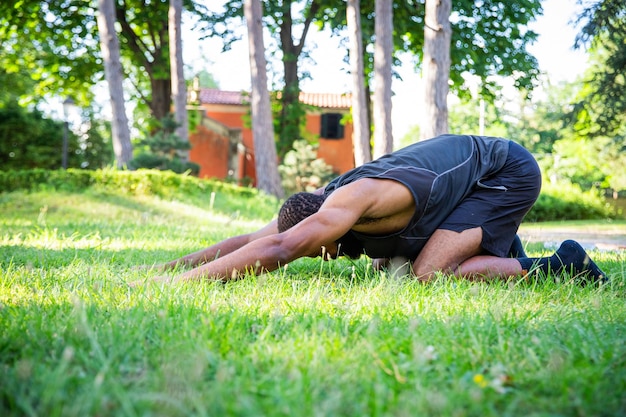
[
  {"x1": 0, "y1": 168, "x2": 259, "y2": 199},
  {"x1": 0, "y1": 169, "x2": 617, "y2": 222},
  {"x1": 279, "y1": 140, "x2": 335, "y2": 195},
  {"x1": 525, "y1": 179, "x2": 616, "y2": 221},
  {"x1": 129, "y1": 115, "x2": 200, "y2": 175}
]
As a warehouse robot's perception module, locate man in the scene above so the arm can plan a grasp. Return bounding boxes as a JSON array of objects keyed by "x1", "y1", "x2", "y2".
[{"x1": 148, "y1": 134, "x2": 606, "y2": 285}]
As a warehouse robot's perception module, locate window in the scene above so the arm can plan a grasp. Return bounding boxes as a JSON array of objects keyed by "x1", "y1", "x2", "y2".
[{"x1": 320, "y1": 113, "x2": 344, "y2": 139}]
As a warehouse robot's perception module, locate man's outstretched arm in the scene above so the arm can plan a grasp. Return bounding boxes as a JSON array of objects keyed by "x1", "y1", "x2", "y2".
[
  {"x1": 152, "y1": 200, "x2": 364, "y2": 284},
  {"x1": 154, "y1": 219, "x2": 280, "y2": 271}
]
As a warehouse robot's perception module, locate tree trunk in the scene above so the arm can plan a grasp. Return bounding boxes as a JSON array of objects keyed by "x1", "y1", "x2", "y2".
[
  {"x1": 421, "y1": 0, "x2": 451, "y2": 140},
  {"x1": 115, "y1": 3, "x2": 171, "y2": 122},
  {"x1": 169, "y1": 0, "x2": 188, "y2": 143},
  {"x1": 276, "y1": 1, "x2": 320, "y2": 157},
  {"x1": 347, "y1": 0, "x2": 372, "y2": 166},
  {"x1": 151, "y1": 78, "x2": 172, "y2": 121},
  {"x1": 278, "y1": 3, "x2": 301, "y2": 157},
  {"x1": 96, "y1": 0, "x2": 133, "y2": 168},
  {"x1": 373, "y1": 0, "x2": 394, "y2": 159},
  {"x1": 244, "y1": 0, "x2": 284, "y2": 198}
]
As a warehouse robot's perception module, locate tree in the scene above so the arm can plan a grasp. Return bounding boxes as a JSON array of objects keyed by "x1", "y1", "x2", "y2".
[
  {"x1": 319, "y1": 0, "x2": 542, "y2": 136},
  {"x1": 0, "y1": 0, "x2": 102, "y2": 106},
  {"x1": 347, "y1": 0, "x2": 372, "y2": 166},
  {"x1": 420, "y1": 0, "x2": 451, "y2": 139},
  {"x1": 574, "y1": 0, "x2": 626, "y2": 137},
  {"x1": 0, "y1": 105, "x2": 77, "y2": 169},
  {"x1": 372, "y1": 0, "x2": 394, "y2": 158},
  {"x1": 244, "y1": 0, "x2": 284, "y2": 198},
  {"x1": 169, "y1": 0, "x2": 189, "y2": 143},
  {"x1": 96, "y1": 0, "x2": 133, "y2": 168},
  {"x1": 200, "y1": 1, "x2": 321, "y2": 157},
  {"x1": 130, "y1": 115, "x2": 199, "y2": 174}
]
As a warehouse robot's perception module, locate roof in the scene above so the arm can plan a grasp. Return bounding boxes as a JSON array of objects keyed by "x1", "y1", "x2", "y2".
[{"x1": 198, "y1": 88, "x2": 352, "y2": 109}]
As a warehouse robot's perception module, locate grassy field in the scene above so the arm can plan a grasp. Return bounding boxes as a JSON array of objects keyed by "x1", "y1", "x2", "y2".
[{"x1": 1, "y1": 188, "x2": 625, "y2": 417}]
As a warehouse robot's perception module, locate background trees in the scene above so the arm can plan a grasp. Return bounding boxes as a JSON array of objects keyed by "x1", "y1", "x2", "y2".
[
  {"x1": 420, "y1": 0, "x2": 452, "y2": 139},
  {"x1": 573, "y1": 0, "x2": 626, "y2": 137},
  {"x1": 199, "y1": 0, "x2": 321, "y2": 157},
  {"x1": 97, "y1": 0, "x2": 133, "y2": 168},
  {"x1": 244, "y1": 0, "x2": 284, "y2": 198},
  {"x1": 0, "y1": 0, "x2": 624, "y2": 201}
]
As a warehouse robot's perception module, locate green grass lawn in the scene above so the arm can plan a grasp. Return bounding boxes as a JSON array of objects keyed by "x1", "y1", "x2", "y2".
[{"x1": 1, "y1": 189, "x2": 625, "y2": 417}]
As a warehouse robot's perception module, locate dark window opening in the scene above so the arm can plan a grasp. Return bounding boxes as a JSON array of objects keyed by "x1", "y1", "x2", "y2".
[{"x1": 320, "y1": 113, "x2": 344, "y2": 139}]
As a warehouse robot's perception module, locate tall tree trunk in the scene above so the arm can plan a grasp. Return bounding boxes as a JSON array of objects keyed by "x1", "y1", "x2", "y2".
[
  {"x1": 244, "y1": 0, "x2": 284, "y2": 198},
  {"x1": 347, "y1": 0, "x2": 372, "y2": 166},
  {"x1": 96, "y1": 0, "x2": 133, "y2": 168},
  {"x1": 169, "y1": 0, "x2": 188, "y2": 143},
  {"x1": 421, "y1": 0, "x2": 451, "y2": 140},
  {"x1": 278, "y1": 3, "x2": 301, "y2": 157},
  {"x1": 373, "y1": 0, "x2": 394, "y2": 159},
  {"x1": 276, "y1": 1, "x2": 320, "y2": 157}
]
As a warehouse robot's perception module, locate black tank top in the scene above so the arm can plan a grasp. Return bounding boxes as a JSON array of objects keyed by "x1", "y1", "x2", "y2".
[{"x1": 323, "y1": 134, "x2": 510, "y2": 259}]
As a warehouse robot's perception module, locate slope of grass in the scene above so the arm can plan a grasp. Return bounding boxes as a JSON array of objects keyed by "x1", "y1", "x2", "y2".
[{"x1": 1, "y1": 188, "x2": 625, "y2": 417}]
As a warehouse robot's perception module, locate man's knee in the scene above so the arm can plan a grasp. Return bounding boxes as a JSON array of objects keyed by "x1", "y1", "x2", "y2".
[
  {"x1": 411, "y1": 257, "x2": 455, "y2": 280},
  {"x1": 411, "y1": 227, "x2": 484, "y2": 279}
]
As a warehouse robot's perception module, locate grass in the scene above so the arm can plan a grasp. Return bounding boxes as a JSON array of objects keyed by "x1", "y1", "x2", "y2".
[{"x1": 1, "y1": 188, "x2": 625, "y2": 417}]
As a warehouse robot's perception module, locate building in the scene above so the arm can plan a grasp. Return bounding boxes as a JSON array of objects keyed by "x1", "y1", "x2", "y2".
[{"x1": 188, "y1": 88, "x2": 355, "y2": 185}]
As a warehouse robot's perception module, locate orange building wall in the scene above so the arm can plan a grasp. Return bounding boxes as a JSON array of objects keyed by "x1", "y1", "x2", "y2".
[
  {"x1": 188, "y1": 125, "x2": 230, "y2": 179},
  {"x1": 194, "y1": 104, "x2": 355, "y2": 185},
  {"x1": 203, "y1": 105, "x2": 257, "y2": 184},
  {"x1": 306, "y1": 113, "x2": 355, "y2": 174}
]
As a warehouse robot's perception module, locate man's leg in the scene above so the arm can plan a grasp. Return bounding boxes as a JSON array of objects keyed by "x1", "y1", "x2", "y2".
[
  {"x1": 412, "y1": 229, "x2": 606, "y2": 283},
  {"x1": 411, "y1": 227, "x2": 523, "y2": 281}
]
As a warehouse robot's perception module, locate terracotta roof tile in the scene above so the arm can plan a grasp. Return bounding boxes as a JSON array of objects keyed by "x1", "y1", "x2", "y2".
[
  {"x1": 299, "y1": 92, "x2": 352, "y2": 109},
  {"x1": 199, "y1": 89, "x2": 248, "y2": 105},
  {"x1": 199, "y1": 88, "x2": 351, "y2": 109}
]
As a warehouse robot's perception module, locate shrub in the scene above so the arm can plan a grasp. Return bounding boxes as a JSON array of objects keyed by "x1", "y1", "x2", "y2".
[
  {"x1": 279, "y1": 140, "x2": 334, "y2": 195},
  {"x1": 129, "y1": 115, "x2": 200, "y2": 175},
  {"x1": 0, "y1": 169, "x2": 617, "y2": 222},
  {"x1": 525, "y1": 179, "x2": 616, "y2": 221}
]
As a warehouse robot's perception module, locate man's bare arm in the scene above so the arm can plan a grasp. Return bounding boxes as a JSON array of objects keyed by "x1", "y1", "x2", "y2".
[
  {"x1": 158, "y1": 200, "x2": 365, "y2": 284},
  {"x1": 155, "y1": 219, "x2": 279, "y2": 270},
  {"x1": 149, "y1": 179, "x2": 406, "y2": 284}
]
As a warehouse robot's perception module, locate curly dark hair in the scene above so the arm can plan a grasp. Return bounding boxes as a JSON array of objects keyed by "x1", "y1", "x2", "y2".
[
  {"x1": 277, "y1": 192, "x2": 325, "y2": 233},
  {"x1": 277, "y1": 191, "x2": 364, "y2": 259}
]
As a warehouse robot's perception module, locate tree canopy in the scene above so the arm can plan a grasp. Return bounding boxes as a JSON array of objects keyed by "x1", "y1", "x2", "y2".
[
  {"x1": 574, "y1": 0, "x2": 626, "y2": 137},
  {"x1": 317, "y1": 0, "x2": 542, "y2": 100}
]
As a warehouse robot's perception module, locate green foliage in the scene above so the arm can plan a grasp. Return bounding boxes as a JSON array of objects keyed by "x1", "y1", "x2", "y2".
[
  {"x1": 130, "y1": 115, "x2": 200, "y2": 175},
  {"x1": 573, "y1": 0, "x2": 626, "y2": 137},
  {"x1": 0, "y1": 0, "x2": 210, "y2": 124},
  {"x1": 0, "y1": 169, "x2": 279, "y2": 218},
  {"x1": 78, "y1": 116, "x2": 115, "y2": 169},
  {"x1": 0, "y1": 0, "x2": 101, "y2": 106},
  {"x1": 317, "y1": 0, "x2": 542, "y2": 101},
  {"x1": 0, "y1": 104, "x2": 77, "y2": 169},
  {"x1": 547, "y1": 137, "x2": 609, "y2": 189},
  {"x1": 275, "y1": 88, "x2": 309, "y2": 157},
  {"x1": 526, "y1": 179, "x2": 616, "y2": 222},
  {"x1": 278, "y1": 140, "x2": 334, "y2": 195},
  {"x1": 0, "y1": 104, "x2": 115, "y2": 171}
]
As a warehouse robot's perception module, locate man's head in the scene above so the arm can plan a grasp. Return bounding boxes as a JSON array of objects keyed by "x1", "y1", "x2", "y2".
[{"x1": 277, "y1": 192, "x2": 325, "y2": 233}]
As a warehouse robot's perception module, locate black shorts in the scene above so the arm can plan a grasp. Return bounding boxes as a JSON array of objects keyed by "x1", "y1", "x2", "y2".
[{"x1": 438, "y1": 141, "x2": 541, "y2": 257}]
